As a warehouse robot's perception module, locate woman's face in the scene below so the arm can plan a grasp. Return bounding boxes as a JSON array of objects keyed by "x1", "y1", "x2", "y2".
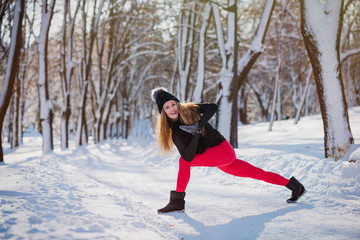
[{"x1": 163, "y1": 100, "x2": 179, "y2": 121}]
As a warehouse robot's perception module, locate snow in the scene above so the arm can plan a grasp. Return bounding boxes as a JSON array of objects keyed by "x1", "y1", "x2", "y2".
[
  {"x1": 1, "y1": 107, "x2": 360, "y2": 240},
  {"x1": 349, "y1": 148, "x2": 360, "y2": 162}
]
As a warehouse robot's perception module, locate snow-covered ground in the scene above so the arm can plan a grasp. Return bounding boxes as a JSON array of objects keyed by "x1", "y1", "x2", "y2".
[{"x1": 1, "y1": 108, "x2": 360, "y2": 240}]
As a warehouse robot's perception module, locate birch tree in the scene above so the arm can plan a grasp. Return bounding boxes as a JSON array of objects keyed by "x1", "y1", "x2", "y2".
[
  {"x1": 76, "y1": 0, "x2": 104, "y2": 146},
  {"x1": 212, "y1": 0, "x2": 237, "y2": 142},
  {"x1": 192, "y1": 2, "x2": 212, "y2": 103},
  {"x1": 176, "y1": 0, "x2": 199, "y2": 101},
  {"x1": 300, "y1": 0, "x2": 354, "y2": 160},
  {"x1": 91, "y1": 0, "x2": 128, "y2": 143},
  {"x1": 269, "y1": 0, "x2": 288, "y2": 131},
  {"x1": 60, "y1": 0, "x2": 79, "y2": 149},
  {"x1": 213, "y1": 0, "x2": 275, "y2": 144},
  {"x1": 29, "y1": 0, "x2": 56, "y2": 154},
  {"x1": 0, "y1": 0, "x2": 24, "y2": 162},
  {"x1": 340, "y1": 0, "x2": 360, "y2": 107}
]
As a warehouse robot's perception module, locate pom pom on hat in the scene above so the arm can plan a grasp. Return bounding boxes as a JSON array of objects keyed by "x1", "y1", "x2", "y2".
[
  {"x1": 151, "y1": 87, "x2": 179, "y2": 113},
  {"x1": 151, "y1": 87, "x2": 167, "y2": 102}
]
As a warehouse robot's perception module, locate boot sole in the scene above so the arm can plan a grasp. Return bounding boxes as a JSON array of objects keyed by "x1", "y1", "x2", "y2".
[{"x1": 158, "y1": 210, "x2": 185, "y2": 214}]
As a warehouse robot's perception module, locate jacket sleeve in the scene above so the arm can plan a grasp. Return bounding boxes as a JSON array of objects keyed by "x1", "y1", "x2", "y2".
[
  {"x1": 172, "y1": 132, "x2": 201, "y2": 162},
  {"x1": 197, "y1": 103, "x2": 218, "y2": 127}
]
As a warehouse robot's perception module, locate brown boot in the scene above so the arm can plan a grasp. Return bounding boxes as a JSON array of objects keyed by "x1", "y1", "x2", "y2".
[{"x1": 157, "y1": 191, "x2": 185, "y2": 213}]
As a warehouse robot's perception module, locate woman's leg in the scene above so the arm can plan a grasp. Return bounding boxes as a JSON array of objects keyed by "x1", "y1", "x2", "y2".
[
  {"x1": 176, "y1": 140, "x2": 289, "y2": 191},
  {"x1": 176, "y1": 158, "x2": 191, "y2": 192},
  {"x1": 176, "y1": 141, "x2": 238, "y2": 192},
  {"x1": 218, "y1": 159, "x2": 289, "y2": 186}
]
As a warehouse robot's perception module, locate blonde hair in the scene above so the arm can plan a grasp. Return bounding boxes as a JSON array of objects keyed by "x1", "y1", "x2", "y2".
[{"x1": 156, "y1": 102, "x2": 201, "y2": 153}]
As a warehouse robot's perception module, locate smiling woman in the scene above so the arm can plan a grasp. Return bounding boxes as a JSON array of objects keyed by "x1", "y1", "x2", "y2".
[
  {"x1": 163, "y1": 100, "x2": 179, "y2": 121},
  {"x1": 151, "y1": 87, "x2": 307, "y2": 213}
]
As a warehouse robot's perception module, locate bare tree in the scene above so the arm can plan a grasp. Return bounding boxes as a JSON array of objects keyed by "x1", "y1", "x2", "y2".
[
  {"x1": 269, "y1": 0, "x2": 288, "y2": 131},
  {"x1": 59, "y1": 0, "x2": 80, "y2": 149},
  {"x1": 213, "y1": 0, "x2": 276, "y2": 145},
  {"x1": 0, "y1": 0, "x2": 24, "y2": 162},
  {"x1": 300, "y1": 0, "x2": 354, "y2": 160},
  {"x1": 192, "y1": 2, "x2": 212, "y2": 103},
  {"x1": 175, "y1": 0, "x2": 199, "y2": 101},
  {"x1": 212, "y1": 0, "x2": 237, "y2": 142},
  {"x1": 27, "y1": 0, "x2": 57, "y2": 154},
  {"x1": 75, "y1": 0, "x2": 104, "y2": 146}
]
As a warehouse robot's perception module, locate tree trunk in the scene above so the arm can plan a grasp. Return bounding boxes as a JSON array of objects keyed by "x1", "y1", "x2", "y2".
[
  {"x1": 122, "y1": 97, "x2": 130, "y2": 139},
  {"x1": 269, "y1": 0, "x2": 288, "y2": 131},
  {"x1": 212, "y1": 1, "x2": 235, "y2": 141},
  {"x1": 300, "y1": 0, "x2": 354, "y2": 160},
  {"x1": 176, "y1": 0, "x2": 197, "y2": 101},
  {"x1": 76, "y1": 0, "x2": 103, "y2": 146},
  {"x1": 193, "y1": 3, "x2": 212, "y2": 103},
  {"x1": 60, "y1": 0, "x2": 79, "y2": 150},
  {"x1": 214, "y1": 0, "x2": 275, "y2": 143},
  {"x1": 12, "y1": 76, "x2": 21, "y2": 148},
  {"x1": 237, "y1": 0, "x2": 276, "y2": 89},
  {"x1": 0, "y1": 0, "x2": 24, "y2": 162},
  {"x1": 36, "y1": 0, "x2": 56, "y2": 155}
]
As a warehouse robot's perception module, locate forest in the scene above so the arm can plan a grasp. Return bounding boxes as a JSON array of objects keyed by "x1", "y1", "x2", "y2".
[{"x1": 0, "y1": 0, "x2": 359, "y2": 162}]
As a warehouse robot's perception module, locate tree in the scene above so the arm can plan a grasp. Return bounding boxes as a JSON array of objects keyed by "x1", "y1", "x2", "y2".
[
  {"x1": 192, "y1": 2, "x2": 212, "y2": 103},
  {"x1": 175, "y1": 0, "x2": 199, "y2": 101},
  {"x1": 75, "y1": 0, "x2": 104, "y2": 146},
  {"x1": 28, "y1": 0, "x2": 56, "y2": 154},
  {"x1": 300, "y1": 0, "x2": 354, "y2": 160},
  {"x1": 0, "y1": 0, "x2": 24, "y2": 162},
  {"x1": 212, "y1": 0, "x2": 237, "y2": 143},
  {"x1": 268, "y1": 0, "x2": 288, "y2": 131},
  {"x1": 213, "y1": 0, "x2": 276, "y2": 146},
  {"x1": 59, "y1": 0, "x2": 80, "y2": 149}
]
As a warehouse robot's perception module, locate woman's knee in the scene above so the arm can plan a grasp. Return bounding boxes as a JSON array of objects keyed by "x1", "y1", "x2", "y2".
[{"x1": 179, "y1": 157, "x2": 190, "y2": 168}]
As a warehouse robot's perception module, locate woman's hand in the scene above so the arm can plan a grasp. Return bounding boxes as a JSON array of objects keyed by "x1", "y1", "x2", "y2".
[{"x1": 179, "y1": 123, "x2": 201, "y2": 134}]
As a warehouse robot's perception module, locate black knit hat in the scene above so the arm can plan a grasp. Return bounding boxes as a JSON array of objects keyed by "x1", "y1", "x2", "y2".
[{"x1": 151, "y1": 87, "x2": 179, "y2": 113}]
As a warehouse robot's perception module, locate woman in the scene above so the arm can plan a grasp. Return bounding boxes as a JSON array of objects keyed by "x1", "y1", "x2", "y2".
[{"x1": 151, "y1": 87, "x2": 306, "y2": 213}]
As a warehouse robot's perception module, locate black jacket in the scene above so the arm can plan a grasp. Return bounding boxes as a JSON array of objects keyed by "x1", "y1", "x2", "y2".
[{"x1": 170, "y1": 103, "x2": 225, "y2": 162}]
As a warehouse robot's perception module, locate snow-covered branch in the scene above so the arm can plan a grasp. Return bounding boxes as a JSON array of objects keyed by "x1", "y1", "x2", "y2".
[{"x1": 341, "y1": 48, "x2": 360, "y2": 63}]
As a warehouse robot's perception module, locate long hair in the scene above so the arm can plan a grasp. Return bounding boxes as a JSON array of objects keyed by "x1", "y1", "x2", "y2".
[{"x1": 157, "y1": 102, "x2": 201, "y2": 153}]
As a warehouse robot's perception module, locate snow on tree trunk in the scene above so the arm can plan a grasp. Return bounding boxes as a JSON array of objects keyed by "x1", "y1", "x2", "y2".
[
  {"x1": 214, "y1": 0, "x2": 275, "y2": 142},
  {"x1": 300, "y1": 0, "x2": 354, "y2": 160},
  {"x1": 36, "y1": 0, "x2": 56, "y2": 155},
  {"x1": 192, "y1": 3, "x2": 211, "y2": 103},
  {"x1": 122, "y1": 97, "x2": 130, "y2": 139},
  {"x1": 237, "y1": 0, "x2": 276, "y2": 86},
  {"x1": 212, "y1": 1, "x2": 235, "y2": 141},
  {"x1": 11, "y1": 76, "x2": 21, "y2": 148},
  {"x1": 176, "y1": 0, "x2": 197, "y2": 101},
  {"x1": 76, "y1": 84, "x2": 89, "y2": 146},
  {"x1": 0, "y1": 0, "x2": 24, "y2": 162},
  {"x1": 76, "y1": 0, "x2": 103, "y2": 146},
  {"x1": 60, "y1": 0, "x2": 79, "y2": 150}
]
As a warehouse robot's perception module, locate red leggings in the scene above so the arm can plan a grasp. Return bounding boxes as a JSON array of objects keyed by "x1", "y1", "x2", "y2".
[{"x1": 176, "y1": 140, "x2": 290, "y2": 192}]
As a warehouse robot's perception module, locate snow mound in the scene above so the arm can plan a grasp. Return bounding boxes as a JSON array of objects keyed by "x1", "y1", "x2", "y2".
[{"x1": 349, "y1": 147, "x2": 360, "y2": 162}]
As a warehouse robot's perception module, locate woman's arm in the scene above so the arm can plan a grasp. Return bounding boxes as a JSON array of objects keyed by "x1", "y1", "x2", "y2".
[
  {"x1": 197, "y1": 103, "x2": 218, "y2": 127},
  {"x1": 172, "y1": 132, "x2": 201, "y2": 162},
  {"x1": 172, "y1": 103, "x2": 218, "y2": 162}
]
